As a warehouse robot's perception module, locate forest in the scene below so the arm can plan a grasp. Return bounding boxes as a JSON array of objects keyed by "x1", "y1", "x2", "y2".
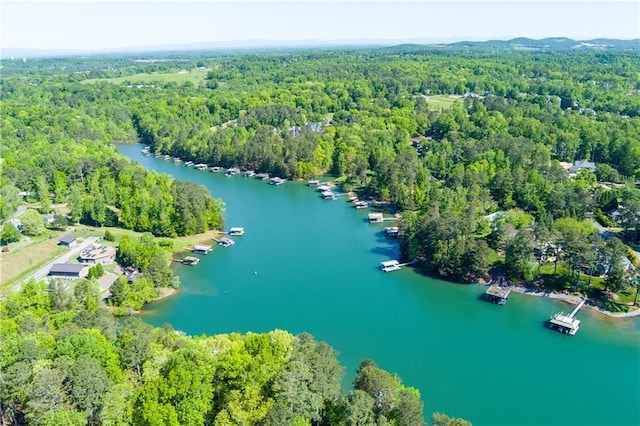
[{"x1": 1, "y1": 45, "x2": 640, "y2": 424}]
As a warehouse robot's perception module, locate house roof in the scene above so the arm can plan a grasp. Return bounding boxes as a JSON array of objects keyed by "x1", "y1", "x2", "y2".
[
  {"x1": 569, "y1": 159, "x2": 596, "y2": 173},
  {"x1": 59, "y1": 235, "x2": 77, "y2": 244},
  {"x1": 49, "y1": 263, "x2": 86, "y2": 274}
]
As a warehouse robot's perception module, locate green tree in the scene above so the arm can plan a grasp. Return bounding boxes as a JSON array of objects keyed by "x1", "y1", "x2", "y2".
[
  {"x1": 1, "y1": 222, "x2": 21, "y2": 243},
  {"x1": 117, "y1": 317, "x2": 153, "y2": 376},
  {"x1": 20, "y1": 209, "x2": 45, "y2": 236},
  {"x1": 505, "y1": 230, "x2": 535, "y2": 282},
  {"x1": 68, "y1": 355, "x2": 112, "y2": 423},
  {"x1": 432, "y1": 412, "x2": 473, "y2": 426}
]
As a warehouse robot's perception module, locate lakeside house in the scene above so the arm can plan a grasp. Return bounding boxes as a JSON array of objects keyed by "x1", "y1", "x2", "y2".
[
  {"x1": 78, "y1": 244, "x2": 116, "y2": 264},
  {"x1": 58, "y1": 235, "x2": 77, "y2": 248},
  {"x1": 123, "y1": 266, "x2": 142, "y2": 282},
  {"x1": 49, "y1": 263, "x2": 88, "y2": 279},
  {"x1": 568, "y1": 159, "x2": 597, "y2": 174}
]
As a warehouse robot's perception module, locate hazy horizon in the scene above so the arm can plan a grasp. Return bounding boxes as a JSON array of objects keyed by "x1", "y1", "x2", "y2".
[{"x1": 3, "y1": 1, "x2": 639, "y2": 53}]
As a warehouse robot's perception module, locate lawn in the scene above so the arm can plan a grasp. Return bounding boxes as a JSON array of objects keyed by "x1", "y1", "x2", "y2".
[
  {"x1": 0, "y1": 232, "x2": 67, "y2": 293},
  {"x1": 423, "y1": 94, "x2": 462, "y2": 110},
  {"x1": 81, "y1": 67, "x2": 210, "y2": 86}
]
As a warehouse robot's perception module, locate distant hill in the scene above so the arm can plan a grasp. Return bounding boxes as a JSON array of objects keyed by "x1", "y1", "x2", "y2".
[
  {"x1": 3, "y1": 37, "x2": 638, "y2": 59},
  {"x1": 443, "y1": 37, "x2": 640, "y2": 52}
]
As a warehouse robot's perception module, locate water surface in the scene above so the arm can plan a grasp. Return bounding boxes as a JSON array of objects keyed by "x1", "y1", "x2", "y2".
[{"x1": 120, "y1": 145, "x2": 640, "y2": 425}]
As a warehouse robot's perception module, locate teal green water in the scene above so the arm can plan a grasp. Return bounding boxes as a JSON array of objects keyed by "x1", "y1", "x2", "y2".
[{"x1": 120, "y1": 145, "x2": 640, "y2": 426}]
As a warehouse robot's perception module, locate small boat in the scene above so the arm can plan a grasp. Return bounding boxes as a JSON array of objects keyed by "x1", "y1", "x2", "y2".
[
  {"x1": 174, "y1": 157, "x2": 182, "y2": 163},
  {"x1": 308, "y1": 180, "x2": 320, "y2": 186},
  {"x1": 244, "y1": 170, "x2": 255, "y2": 177},
  {"x1": 195, "y1": 164, "x2": 208, "y2": 171},
  {"x1": 255, "y1": 173, "x2": 269, "y2": 180},
  {"x1": 163, "y1": 154, "x2": 171, "y2": 160},
  {"x1": 211, "y1": 166, "x2": 222, "y2": 172},
  {"x1": 185, "y1": 161, "x2": 194, "y2": 167}
]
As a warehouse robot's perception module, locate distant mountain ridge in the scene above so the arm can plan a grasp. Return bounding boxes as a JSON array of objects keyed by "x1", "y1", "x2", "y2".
[
  {"x1": 443, "y1": 37, "x2": 639, "y2": 52},
  {"x1": 2, "y1": 37, "x2": 638, "y2": 58}
]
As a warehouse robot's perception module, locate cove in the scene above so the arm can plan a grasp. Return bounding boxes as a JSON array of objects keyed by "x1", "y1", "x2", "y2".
[{"x1": 119, "y1": 144, "x2": 640, "y2": 426}]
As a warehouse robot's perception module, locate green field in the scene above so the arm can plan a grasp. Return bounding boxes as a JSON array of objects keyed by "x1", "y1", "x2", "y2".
[
  {"x1": 423, "y1": 94, "x2": 461, "y2": 110},
  {"x1": 82, "y1": 67, "x2": 210, "y2": 85}
]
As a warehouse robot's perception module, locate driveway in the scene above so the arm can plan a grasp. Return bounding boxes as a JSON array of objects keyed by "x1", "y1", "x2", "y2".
[{"x1": 15, "y1": 236, "x2": 99, "y2": 291}]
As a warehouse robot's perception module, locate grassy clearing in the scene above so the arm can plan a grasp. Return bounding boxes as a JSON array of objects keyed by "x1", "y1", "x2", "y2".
[
  {"x1": 0, "y1": 232, "x2": 67, "y2": 293},
  {"x1": 81, "y1": 68, "x2": 210, "y2": 86},
  {"x1": 424, "y1": 95, "x2": 461, "y2": 110}
]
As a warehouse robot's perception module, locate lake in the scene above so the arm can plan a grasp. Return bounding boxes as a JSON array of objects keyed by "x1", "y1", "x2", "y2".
[{"x1": 120, "y1": 144, "x2": 640, "y2": 425}]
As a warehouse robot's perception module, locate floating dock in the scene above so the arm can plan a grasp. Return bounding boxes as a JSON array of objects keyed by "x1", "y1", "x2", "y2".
[
  {"x1": 368, "y1": 213, "x2": 384, "y2": 223},
  {"x1": 308, "y1": 180, "x2": 319, "y2": 186},
  {"x1": 270, "y1": 177, "x2": 286, "y2": 185},
  {"x1": 549, "y1": 298, "x2": 586, "y2": 335},
  {"x1": 354, "y1": 201, "x2": 369, "y2": 209},
  {"x1": 192, "y1": 244, "x2": 212, "y2": 254},
  {"x1": 485, "y1": 285, "x2": 510, "y2": 305},
  {"x1": 384, "y1": 226, "x2": 399, "y2": 237},
  {"x1": 380, "y1": 260, "x2": 401, "y2": 272},
  {"x1": 182, "y1": 256, "x2": 200, "y2": 265},
  {"x1": 214, "y1": 237, "x2": 235, "y2": 247},
  {"x1": 195, "y1": 163, "x2": 208, "y2": 171},
  {"x1": 229, "y1": 227, "x2": 244, "y2": 236}
]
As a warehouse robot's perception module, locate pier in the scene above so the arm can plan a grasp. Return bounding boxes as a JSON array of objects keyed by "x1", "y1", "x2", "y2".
[
  {"x1": 214, "y1": 237, "x2": 235, "y2": 247},
  {"x1": 192, "y1": 244, "x2": 212, "y2": 254},
  {"x1": 549, "y1": 298, "x2": 586, "y2": 335},
  {"x1": 380, "y1": 259, "x2": 417, "y2": 272},
  {"x1": 485, "y1": 285, "x2": 510, "y2": 305}
]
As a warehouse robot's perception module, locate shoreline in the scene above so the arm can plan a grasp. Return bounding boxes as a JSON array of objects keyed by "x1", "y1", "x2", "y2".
[{"x1": 502, "y1": 284, "x2": 640, "y2": 318}]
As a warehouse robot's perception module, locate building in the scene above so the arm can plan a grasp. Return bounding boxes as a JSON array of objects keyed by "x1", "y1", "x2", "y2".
[
  {"x1": 49, "y1": 263, "x2": 88, "y2": 279},
  {"x1": 78, "y1": 244, "x2": 116, "y2": 264},
  {"x1": 59, "y1": 235, "x2": 77, "y2": 247},
  {"x1": 568, "y1": 159, "x2": 596, "y2": 174},
  {"x1": 7, "y1": 218, "x2": 22, "y2": 232}
]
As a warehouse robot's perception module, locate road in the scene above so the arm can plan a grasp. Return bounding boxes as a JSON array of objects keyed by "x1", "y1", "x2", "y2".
[{"x1": 14, "y1": 236, "x2": 99, "y2": 291}]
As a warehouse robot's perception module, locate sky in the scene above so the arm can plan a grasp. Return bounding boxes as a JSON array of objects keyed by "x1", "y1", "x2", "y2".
[{"x1": 2, "y1": 1, "x2": 639, "y2": 51}]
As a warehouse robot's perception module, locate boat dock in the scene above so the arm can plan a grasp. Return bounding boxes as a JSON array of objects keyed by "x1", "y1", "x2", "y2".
[
  {"x1": 379, "y1": 259, "x2": 416, "y2": 272},
  {"x1": 229, "y1": 227, "x2": 244, "y2": 236},
  {"x1": 549, "y1": 298, "x2": 586, "y2": 335},
  {"x1": 380, "y1": 260, "x2": 401, "y2": 272},
  {"x1": 182, "y1": 256, "x2": 200, "y2": 265},
  {"x1": 270, "y1": 177, "x2": 286, "y2": 185},
  {"x1": 485, "y1": 285, "x2": 511, "y2": 305},
  {"x1": 195, "y1": 163, "x2": 208, "y2": 170},
  {"x1": 368, "y1": 213, "x2": 384, "y2": 223},
  {"x1": 384, "y1": 226, "x2": 399, "y2": 237},
  {"x1": 192, "y1": 244, "x2": 212, "y2": 254},
  {"x1": 214, "y1": 237, "x2": 235, "y2": 247}
]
